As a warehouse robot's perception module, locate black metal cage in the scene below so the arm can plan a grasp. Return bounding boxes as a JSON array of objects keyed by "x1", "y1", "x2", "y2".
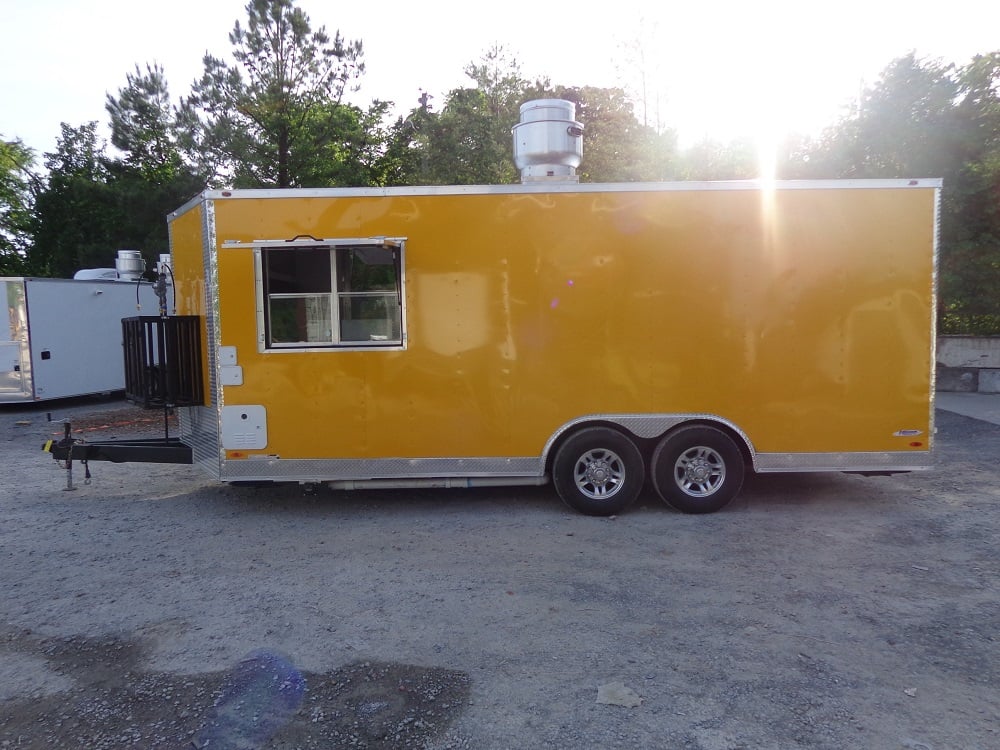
[{"x1": 122, "y1": 316, "x2": 204, "y2": 408}]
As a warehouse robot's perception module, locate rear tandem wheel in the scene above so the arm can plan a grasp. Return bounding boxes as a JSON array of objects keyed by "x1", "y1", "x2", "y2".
[{"x1": 651, "y1": 425, "x2": 746, "y2": 514}]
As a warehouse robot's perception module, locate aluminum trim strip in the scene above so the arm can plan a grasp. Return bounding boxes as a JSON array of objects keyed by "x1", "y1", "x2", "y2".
[
  {"x1": 196, "y1": 179, "x2": 943, "y2": 202},
  {"x1": 256, "y1": 344, "x2": 407, "y2": 354},
  {"x1": 755, "y1": 452, "x2": 932, "y2": 472},
  {"x1": 179, "y1": 198, "x2": 223, "y2": 480},
  {"x1": 206, "y1": 199, "x2": 224, "y2": 475},
  {"x1": 225, "y1": 236, "x2": 407, "y2": 250},
  {"x1": 219, "y1": 456, "x2": 540, "y2": 482},
  {"x1": 541, "y1": 413, "x2": 758, "y2": 466},
  {"x1": 929, "y1": 185, "x2": 941, "y2": 446},
  {"x1": 168, "y1": 192, "x2": 207, "y2": 220}
]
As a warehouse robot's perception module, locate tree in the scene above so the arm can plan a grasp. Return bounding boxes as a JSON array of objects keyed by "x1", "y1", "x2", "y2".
[
  {"x1": 289, "y1": 99, "x2": 401, "y2": 187},
  {"x1": 388, "y1": 52, "x2": 679, "y2": 188},
  {"x1": 379, "y1": 93, "x2": 438, "y2": 187},
  {"x1": 106, "y1": 63, "x2": 189, "y2": 184},
  {"x1": 548, "y1": 86, "x2": 676, "y2": 182},
  {"x1": 800, "y1": 52, "x2": 1000, "y2": 333},
  {"x1": 413, "y1": 46, "x2": 529, "y2": 185},
  {"x1": 676, "y1": 137, "x2": 757, "y2": 181},
  {"x1": 105, "y1": 63, "x2": 208, "y2": 257},
  {"x1": 29, "y1": 123, "x2": 122, "y2": 277},
  {"x1": 614, "y1": 18, "x2": 669, "y2": 133},
  {"x1": 938, "y1": 53, "x2": 1000, "y2": 332},
  {"x1": 0, "y1": 138, "x2": 36, "y2": 275},
  {"x1": 802, "y1": 53, "x2": 961, "y2": 180},
  {"x1": 29, "y1": 115, "x2": 201, "y2": 278},
  {"x1": 177, "y1": 0, "x2": 366, "y2": 187}
]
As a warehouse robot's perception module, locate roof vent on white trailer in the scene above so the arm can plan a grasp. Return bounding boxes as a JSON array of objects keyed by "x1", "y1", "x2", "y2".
[
  {"x1": 72, "y1": 268, "x2": 118, "y2": 280},
  {"x1": 115, "y1": 250, "x2": 146, "y2": 281},
  {"x1": 512, "y1": 99, "x2": 584, "y2": 183}
]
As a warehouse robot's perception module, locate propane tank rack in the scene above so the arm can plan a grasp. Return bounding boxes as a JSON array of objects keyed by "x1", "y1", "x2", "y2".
[
  {"x1": 122, "y1": 315, "x2": 204, "y2": 408},
  {"x1": 42, "y1": 314, "x2": 202, "y2": 484}
]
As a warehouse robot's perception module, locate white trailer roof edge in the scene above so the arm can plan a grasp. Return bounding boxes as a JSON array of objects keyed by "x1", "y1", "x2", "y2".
[
  {"x1": 168, "y1": 178, "x2": 943, "y2": 220},
  {"x1": 0, "y1": 276, "x2": 152, "y2": 285}
]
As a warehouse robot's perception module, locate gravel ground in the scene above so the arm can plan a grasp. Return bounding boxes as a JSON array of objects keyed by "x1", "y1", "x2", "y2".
[{"x1": 1, "y1": 397, "x2": 998, "y2": 749}]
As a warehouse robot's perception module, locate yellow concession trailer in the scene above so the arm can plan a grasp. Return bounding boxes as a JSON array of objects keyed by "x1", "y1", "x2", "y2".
[{"x1": 129, "y1": 176, "x2": 937, "y2": 515}]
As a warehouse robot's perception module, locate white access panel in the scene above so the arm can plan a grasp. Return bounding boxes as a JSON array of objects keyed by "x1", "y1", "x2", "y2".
[{"x1": 221, "y1": 405, "x2": 268, "y2": 449}]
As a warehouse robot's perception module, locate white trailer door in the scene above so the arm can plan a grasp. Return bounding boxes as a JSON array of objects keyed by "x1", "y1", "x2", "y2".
[
  {"x1": 25, "y1": 280, "x2": 132, "y2": 400},
  {"x1": 0, "y1": 341, "x2": 29, "y2": 398},
  {"x1": 0, "y1": 280, "x2": 31, "y2": 400}
]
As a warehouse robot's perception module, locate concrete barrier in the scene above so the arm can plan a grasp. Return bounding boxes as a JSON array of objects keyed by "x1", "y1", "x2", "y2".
[{"x1": 937, "y1": 336, "x2": 1000, "y2": 392}]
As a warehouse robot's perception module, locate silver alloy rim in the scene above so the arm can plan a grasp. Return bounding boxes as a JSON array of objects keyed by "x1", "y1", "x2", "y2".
[
  {"x1": 573, "y1": 448, "x2": 626, "y2": 499},
  {"x1": 674, "y1": 446, "x2": 726, "y2": 497}
]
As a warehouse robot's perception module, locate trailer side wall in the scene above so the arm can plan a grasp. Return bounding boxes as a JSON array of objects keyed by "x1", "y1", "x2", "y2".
[{"x1": 171, "y1": 182, "x2": 936, "y2": 480}]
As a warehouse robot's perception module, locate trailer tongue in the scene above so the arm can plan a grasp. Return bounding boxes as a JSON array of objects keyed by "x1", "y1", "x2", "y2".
[{"x1": 44, "y1": 422, "x2": 192, "y2": 491}]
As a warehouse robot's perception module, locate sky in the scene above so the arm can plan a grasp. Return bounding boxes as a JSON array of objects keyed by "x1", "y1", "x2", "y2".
[{"x1": 2, "y1": 0, "x2": 999, "y2": 160}]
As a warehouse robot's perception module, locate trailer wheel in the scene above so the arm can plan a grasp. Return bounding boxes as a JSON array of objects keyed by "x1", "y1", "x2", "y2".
[
  {"x1": 552, "y1": 427, "x2": 644, "y2": 516},
  {"x1": 651, "y1": 426, "x2": 745, "y2": 514}
]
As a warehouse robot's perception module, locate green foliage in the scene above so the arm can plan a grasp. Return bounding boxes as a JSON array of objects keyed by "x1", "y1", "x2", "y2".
[
  {"x1": 104, "y1": 63, "x2": 206, "y2": 260},
  {"x1": 426, "y1": 87, "x2": 519, "y2": 185},
  {"x1": 547, "y1": 86, "x2": 676, "y2": 182},
  {"x1": 801, "y1": 54, "x2": 961, "y2": 179},
  {"x1": 796, "y1": 52, "x2": 1000, "y2": 334},
  {"x1": 29, "y1": 121, "x2": 202, "y2": 278},
  {"x1": 940, "y1": 54, "x2": 1000, "y2": 333},
  {"x1": 939, "y1": 313, "x2": 1000, "y2": 335},
  {"x1": 675, "y1": 138, "x2": 758, "y2": 180},
  {"x1": 177, "y1": 0, "x2": 366, "y2": 187},
  {"x1": 378, "y1": 104, "x2": 434, "y2": 187},
  {"x1": 396, "y1": 50, "x2": 678, "y2": 187},
  {"x1": 29, "y1": 123, "x2": 122, "y2": 276},
  {"x1": 0, "y1": 138, "x2": 36, "y2": 275},
  {"x1": 292, "y1": 100, "x2": 399, "y2": 187},
  {"x1": 26, "y1": 62, "x2": 204, "y2": 279},
  {"x1": 106, "y1": 63, "x2": 188, "y2": 184},
  {"x1": 406, "y1": 46, "x2": 526, "y2": 186}
]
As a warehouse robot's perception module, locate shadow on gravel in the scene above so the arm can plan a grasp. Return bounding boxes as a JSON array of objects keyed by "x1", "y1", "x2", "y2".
[
  {"x1": 18, "y1": 404, "x2": 985, "y2": 521},
  {"x1": 0, "y1": 628, "x2": 470, "y2": 749},
  {"x1": 218, "y1": 481, "x2": 561, "y2": 518},
  {"x1": 145, "y1": 469, "x2": 885, "y2": 520}
]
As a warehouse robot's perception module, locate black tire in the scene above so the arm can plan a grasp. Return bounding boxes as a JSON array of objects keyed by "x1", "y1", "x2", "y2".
[
  {"x1": 651, "y1": 425, "x2": 745, "y2": 514},
  {"x1": 552, "y1": 427, "x2": 645, "y2": 516}
]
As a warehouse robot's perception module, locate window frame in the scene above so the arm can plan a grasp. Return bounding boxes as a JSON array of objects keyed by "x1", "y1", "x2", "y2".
[{"x1": 250, "y1": 236, "x2": 407, "y2": 353}]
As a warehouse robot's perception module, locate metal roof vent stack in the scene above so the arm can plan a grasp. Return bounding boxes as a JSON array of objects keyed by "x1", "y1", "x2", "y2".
[
  {"x1": 115, "y1": 250, "x2": 146, "y2": 282},
  {"x1": 512, "y1": 99, "x2": 584, "y2": 184}
]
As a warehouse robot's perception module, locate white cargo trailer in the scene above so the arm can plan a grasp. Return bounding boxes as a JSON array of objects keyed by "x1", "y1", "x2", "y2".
[{"x1": 1, "y1": 262, "x2": 169, "y2": 402}]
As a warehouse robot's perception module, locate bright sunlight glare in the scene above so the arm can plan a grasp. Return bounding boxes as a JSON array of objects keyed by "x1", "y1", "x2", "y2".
[{"x1": 2, "y1": 0, "x2": 999, "y2": 159}]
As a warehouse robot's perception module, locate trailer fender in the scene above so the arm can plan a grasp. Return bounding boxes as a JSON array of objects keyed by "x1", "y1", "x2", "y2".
[{"x1": 542, "y1": 414, "x2": 756, "y2": 472}]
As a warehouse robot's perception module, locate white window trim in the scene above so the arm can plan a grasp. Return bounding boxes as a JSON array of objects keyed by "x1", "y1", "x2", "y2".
[{"x1": 249, "y1": 237, "x2": 407, "y2": 353}]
